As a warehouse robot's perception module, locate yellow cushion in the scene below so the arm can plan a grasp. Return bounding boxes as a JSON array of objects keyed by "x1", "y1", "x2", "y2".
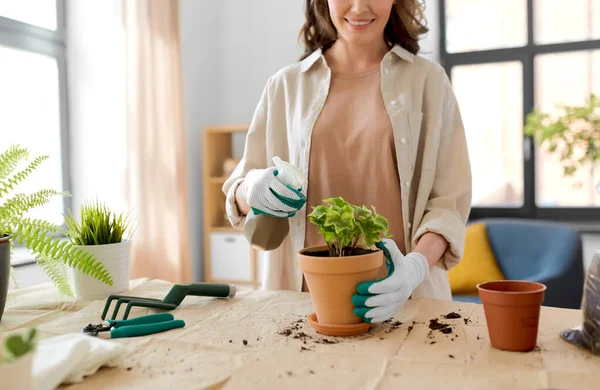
[{"x1": 448, "y1": 223, "x2": 505, "y2": 294}]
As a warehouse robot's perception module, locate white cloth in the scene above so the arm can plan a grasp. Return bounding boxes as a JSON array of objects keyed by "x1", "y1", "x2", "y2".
[
  {"x1": 32, "y1": 333, "x2": 129, "y2": 390},
  {"x1": 222, "y1": 44, "x2": 472, "y2": 298}
]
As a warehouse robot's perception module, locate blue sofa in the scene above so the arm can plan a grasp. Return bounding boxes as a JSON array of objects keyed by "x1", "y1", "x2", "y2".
[{"x1": 453, "y1": 218, "x2": 584, "y2": 309}]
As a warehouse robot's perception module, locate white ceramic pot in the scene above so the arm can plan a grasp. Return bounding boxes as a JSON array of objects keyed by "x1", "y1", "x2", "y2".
[
  {"x1": 0, "y1": 352, "x2": 33, "y2": 390},
  {"x1": 72, "y1": 240, "x2": 132, "y2": 300}
]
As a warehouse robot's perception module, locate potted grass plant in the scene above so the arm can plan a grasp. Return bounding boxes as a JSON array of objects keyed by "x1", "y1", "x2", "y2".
[
  {"x1": 0, "y1": 144, "x2": 112, "y2": 319},
  {"x1": 298, "y1": 197, "x2": 391, "y2": 332},
  {"x1": 0, "y1": 327, "x2": 37, "y2": 390},
  {"x1": 65, "y1": 200, "x2": 134, "y2": 300}
]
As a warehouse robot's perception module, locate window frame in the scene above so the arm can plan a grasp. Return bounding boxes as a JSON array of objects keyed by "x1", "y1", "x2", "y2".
[
  {"x1": 439, "y1": 0, "x2": 600, "y2": 222},
  {"x1": 0, "y1": 0, "x2": 71, "y2": 266}
]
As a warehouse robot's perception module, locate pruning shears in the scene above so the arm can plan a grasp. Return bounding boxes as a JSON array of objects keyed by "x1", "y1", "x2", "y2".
[{"x1": 82, "y1": 313, "x2": 185, "y2": 339}]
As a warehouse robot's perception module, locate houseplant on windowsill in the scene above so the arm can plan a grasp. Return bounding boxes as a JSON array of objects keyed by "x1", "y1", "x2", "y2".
[
  {"x1": 524, "y1": 93, "x2": 600, "y2": 203},
  {"x1": 298, "y1": 197, "x2": 391, "y2": 335},
  {"x1": 65, "y1": 200, "x2": 135, "y2": 300},
  {"x1": 0, "y1": 145, "x2": 113, "y2": 320},
  {"x1": 0, "y1": 327, "x2": 37, "y2": 390}
]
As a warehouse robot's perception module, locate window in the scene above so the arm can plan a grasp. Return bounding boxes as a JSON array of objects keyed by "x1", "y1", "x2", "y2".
[
  {"x1": 0, "y1": 1, "x2": 70, "y2": 263},
  {"x1": 440, "y1": 0, "x2": 600, "y2": 221}
]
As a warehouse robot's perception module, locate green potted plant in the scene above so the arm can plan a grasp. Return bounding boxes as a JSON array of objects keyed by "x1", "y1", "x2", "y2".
[
  {"x1": 524, "y1": 93, "x2": 600, "y2": 202},
  {"x1": 0, "y1": 145, "x2": 113, "y2": 319},
  {"x1": 65, "y1": 200, "x2": 134, "y2": 300},
  {"x1": 298, "y1": 197, "x2": 391, "y2": 334},
  {"x1": 0, "y1": 327, "x2": 37, "y2": 390}
]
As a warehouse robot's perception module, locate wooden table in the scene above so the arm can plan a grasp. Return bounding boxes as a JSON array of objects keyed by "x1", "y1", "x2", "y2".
[{"x1": 2, "y1": 279, "x2": 599, "y2": 389}]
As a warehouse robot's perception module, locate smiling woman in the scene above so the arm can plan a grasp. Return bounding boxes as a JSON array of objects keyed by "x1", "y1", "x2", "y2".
[
  {"x1": 299, "y1": 0, "x2": 428, "y2": 60},
  {"x1": 223, "y1": 0, "x2": 472, "y2": 325}
]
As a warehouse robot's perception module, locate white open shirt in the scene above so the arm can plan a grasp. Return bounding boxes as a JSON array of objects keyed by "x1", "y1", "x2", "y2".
[{"x1": 223, "y1": 44, "x2": 472, "y2": 300}]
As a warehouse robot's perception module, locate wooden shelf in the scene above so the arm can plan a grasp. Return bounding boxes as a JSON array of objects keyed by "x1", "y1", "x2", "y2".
[
  {"x1": 205, "y1": 124, "x2": 249, "y2": 134},
  {"x1": 208, "y1": 176, "x2": 228, "y2": 184},
  {"x1": 203, "y1": 123, "x2": 260, "y2": 289},
  {"x1": 210, "y1": 226, "x2": 238, "y2": 233}
]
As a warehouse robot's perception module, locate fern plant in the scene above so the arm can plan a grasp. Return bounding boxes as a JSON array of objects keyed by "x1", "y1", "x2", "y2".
[
  {"x1": 65, "y1": 200, "x2": 133, "y2": 246},
  {"x1": 308, "y1": 197, "x2": 392, "y2": 257},
  {"x1": 0, "y1": 144, "x2": 113, "y2": 298}
]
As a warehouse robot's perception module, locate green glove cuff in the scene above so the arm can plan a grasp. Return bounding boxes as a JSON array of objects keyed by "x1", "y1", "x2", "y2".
[{"x1": 355, "y1": 241, "x2": 395, "y2": 295}]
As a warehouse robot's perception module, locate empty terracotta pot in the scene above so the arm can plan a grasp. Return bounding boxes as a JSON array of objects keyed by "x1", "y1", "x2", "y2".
[
  {"x1": 298, "y1": 245, "x2": 386, "y2": 326},
  {"x1": 477, "y1": 280, "x2": 547, "y2": 352}
]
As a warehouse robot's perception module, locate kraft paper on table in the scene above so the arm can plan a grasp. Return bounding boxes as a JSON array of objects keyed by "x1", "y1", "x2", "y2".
[{"x1": 2, "y1": 279, "x2": 599, "y2": 390}]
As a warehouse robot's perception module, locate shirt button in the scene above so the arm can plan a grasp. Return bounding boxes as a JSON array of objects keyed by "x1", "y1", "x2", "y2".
[
  {"x1": 407, "y1": 222, "x2": 412, "y2": 229},
  {"x1": 301, "y1": 140, "x2": 306, "y2": 148},
  {"x1": 390, "y1": 100, "x2": 396, "y2": 106},
  {"x1": 405, "y1": 181, "x2": 410, "y2": 188},
  {"x1": 400, "y1": 137, "x2": 407, "y2": 144},
  {"x1": 384, "y1": 69, "x2": 390, "y2": 75}
]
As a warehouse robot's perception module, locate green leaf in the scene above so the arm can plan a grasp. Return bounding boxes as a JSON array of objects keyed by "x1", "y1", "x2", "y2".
[
  {"x1": 2, "y1": 327, "x2": 37, "y2": 362},
  {"x1": 307, "y1": 196, "x2": 391, "y2": 255},
  {"x1": 524, "y1": 93, "x2": 600, "y2": 179}
]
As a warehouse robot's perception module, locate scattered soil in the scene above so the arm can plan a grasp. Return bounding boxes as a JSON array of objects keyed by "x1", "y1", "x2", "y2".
[
  {"x1": 443, "y1": 312, "x2": 462, "y2": 319},
  {"x1": 464, "y1": 318, "x2": 471, "y2": 325},
  {"x1": 300, "y1": 346, "x2": 311, "y2": 352},
  {"x1": 476, "y1": 335, "x2": 481, "y2": 340},
  {"x1": 303, "y1": 247, "x2": 376, "y2": 257},
  {"x1": 430, "y1": 341, "x2": 436, "y2": 345},
  {"x1": 126, "y1": 367, "x2": 132, "y2": 371},
  {"x1": 406, "y1": 325, "x2": 414, "y2": 336},
  {"x1": 429, "y1": 319, "x2": 450, "y2": 331},
  {"x1": 242, "y1": 340, "x2": 248, "y2": 346},
  {"x1": 449, "y1": 354, "x2": 455, "y2": 359},
  {"x1": 309, "y1": 370, "x2": 315, "y2": 374},
  {"x1": 316, "y1": 338, "x2": 339, "y2": 345},
  {"x1": 278, "y1": 329, "x2": 293, "y2": 337},
  {"x1": 440, "y1": 327, "x2": 453, "y2": 334}
]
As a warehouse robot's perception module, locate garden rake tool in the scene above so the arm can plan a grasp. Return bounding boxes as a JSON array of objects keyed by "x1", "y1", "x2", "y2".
[
  {"x1": 84, "y1": 313, "x2": 185, "y2": 339},
  {"x1": 101, "y1": 282, "x2": 236, "y2": 321}
]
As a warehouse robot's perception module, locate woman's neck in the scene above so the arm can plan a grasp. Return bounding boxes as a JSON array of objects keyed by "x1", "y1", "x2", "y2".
[{"x1": 324, "y1": 38, "x2": 390, "y2": 74}]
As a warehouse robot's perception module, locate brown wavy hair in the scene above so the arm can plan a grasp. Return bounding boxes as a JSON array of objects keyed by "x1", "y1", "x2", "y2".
[{"x1": 299, "y1": 0, "x2": 428, "y2": 60}]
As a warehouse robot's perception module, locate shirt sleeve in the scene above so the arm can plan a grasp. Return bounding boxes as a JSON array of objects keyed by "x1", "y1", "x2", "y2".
[
  {"x1": 412, "y1": 72, "x2": 473, "y2": 271},
  {"x1": 222, "y1": 77, "x2": 272, "y2": 229}
]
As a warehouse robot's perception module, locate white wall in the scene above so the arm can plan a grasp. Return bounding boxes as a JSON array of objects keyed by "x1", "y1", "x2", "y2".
[
  {"x1": 179, "y1": 0, "x2": 306, "y2": 281},
  {"x1": 66, "y1": 1, "x2": 127, "y2": 219}
]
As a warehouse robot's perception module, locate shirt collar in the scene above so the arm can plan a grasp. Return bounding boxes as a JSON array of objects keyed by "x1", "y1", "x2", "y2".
[
  {"x1": 300, "y1": 44, "x2": 414, "y2": 73},
  {"x1": 390, "y1": 44, "x2": 415, "y2": 63},
  {"x1": 299, "y1": 48, "x2": 324, "y2": 73}
]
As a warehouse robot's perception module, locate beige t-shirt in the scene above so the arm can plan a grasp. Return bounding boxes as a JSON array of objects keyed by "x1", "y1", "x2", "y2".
[{"x1": 304, "y1": 65, "x2": 406, "y2": 256}]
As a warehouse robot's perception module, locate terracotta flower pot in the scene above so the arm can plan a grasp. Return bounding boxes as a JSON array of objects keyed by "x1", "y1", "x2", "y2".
[
  {"x1": 477, "y1": 280, "x2": 547, "y2": 352},
  {"x1": 298, "y1": 245, "x2": 386, "y2": 326}
]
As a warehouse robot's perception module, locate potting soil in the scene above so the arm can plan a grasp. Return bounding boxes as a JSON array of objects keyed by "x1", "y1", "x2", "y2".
[{"x1": 560, "y1": 251, "x2": 600, "y2": 355}]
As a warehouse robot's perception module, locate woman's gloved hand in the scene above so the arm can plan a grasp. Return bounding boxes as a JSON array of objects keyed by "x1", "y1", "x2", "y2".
[
  {"x1": 352, "y1": 238, "x2": 429, "y2": 323},
  {"x1": 243, "y1": 167, "x2": 306, "y2": 218}
]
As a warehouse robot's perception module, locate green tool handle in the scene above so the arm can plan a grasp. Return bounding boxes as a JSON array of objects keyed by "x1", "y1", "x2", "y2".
[
  {"x1": 163, "y1": 283, "x2": 236, "y2": 306},
  {"x1": 110, "y1": 319, "x2": 185, "y2": 338},
  {"x1": 108, "y1": 313, "x2": 174, "y2": 328}
]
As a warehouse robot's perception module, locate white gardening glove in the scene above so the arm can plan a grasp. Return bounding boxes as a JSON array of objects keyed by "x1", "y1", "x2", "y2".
[
  {"x1": 243, "y1": 167, "x2": 306, "y2": 218},
  {"x1": 352, "y1": 238, "x2": 429, "y2": 323}
]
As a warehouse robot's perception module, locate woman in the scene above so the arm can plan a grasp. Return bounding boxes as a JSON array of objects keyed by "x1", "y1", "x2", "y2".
[{"x1": 222, "y1": 0, "x2": 472, "y2": 323}]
